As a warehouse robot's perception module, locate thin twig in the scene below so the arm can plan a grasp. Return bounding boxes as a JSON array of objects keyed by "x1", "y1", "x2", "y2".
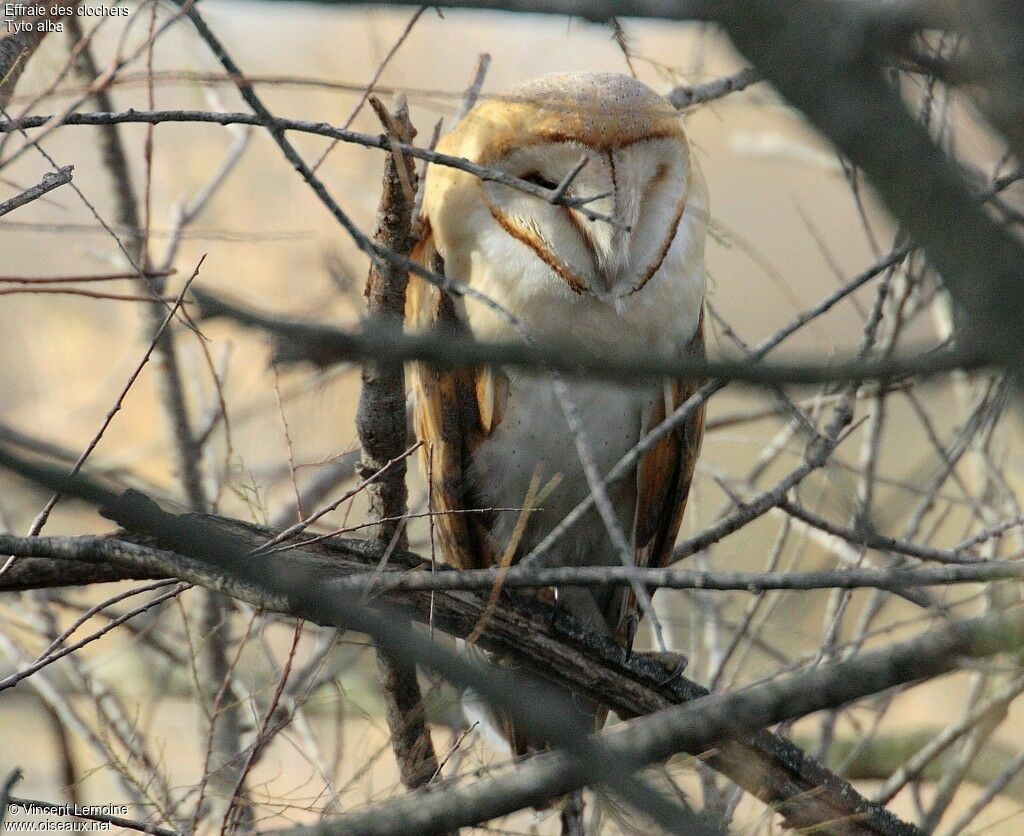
[
  {"x1": 0, "y1": 109, "x2": 622, "y2": 224},
  {"x1": 667, "y1": 66, "x2": 760, "y2": 108},
  {"x1": 453, "y1": 52, "x2": 491, "y2": 121},
  {"x1": 0, "y1": 583, "x2": 188, "y2": 692},
  {"x1": 251, "y1": 442, "x2": 422, "y2": 553},
  {"x1": 5, "y1": 796, "x2": 180, "y2": 836},
  {"x1": 1, "y1": 255, "x2": 205, "y2": 562}
]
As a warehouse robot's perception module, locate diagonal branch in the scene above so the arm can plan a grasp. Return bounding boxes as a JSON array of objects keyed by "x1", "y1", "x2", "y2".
[
  {"x1": 300, "y1": 595, "x2": 1024, "y2": 836},
  {"x1": 0, "y1": 165, "x2": 72, "y2": 216},
  {"x1": 0, "y1": 6, "x2": 74, "y2": 109},
  {"x1": 706, "y1": 0, "x2": 1024, "y2": 374},
  {"x1": 0, "y1": 446, "x2": 915, "y2": 835}
]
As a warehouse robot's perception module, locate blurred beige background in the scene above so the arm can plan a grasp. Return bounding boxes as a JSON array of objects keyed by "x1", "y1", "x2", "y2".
[{"x1": 1, "y1": 2, "x2": 1021, "y2": 833}]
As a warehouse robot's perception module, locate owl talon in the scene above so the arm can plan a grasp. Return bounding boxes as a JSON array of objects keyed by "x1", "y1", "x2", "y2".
[
  {"x1": 622, "y1": 611, "x2": 641, "y2": 660},
  {"x1": 639, "y1": 650, "x2": 689, "y2": 684},
  {"x1": 536, "y1": 586, "x2": 561, "y2": 629},
  {"x1": 559, "y1": 790, "x2": 586, "y2": 835}
]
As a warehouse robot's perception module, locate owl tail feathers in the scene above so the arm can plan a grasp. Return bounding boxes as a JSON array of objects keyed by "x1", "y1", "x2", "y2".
[
  {"x1": 496, "y1": 709, "x2": 590, "y2": 833},
  {"x1": 458, "y1": 681, "x2": 541, "y2": 760},
  {"x1": 461, "y1": 679, "x2": 604, "y2": 759},
  {"x1": 461, "y1": 681, "x2": 596, "y2": 833},
  {"x1": 457, "y1": 641, "x2": 602, "y2": 829},
  {"x1": 498, "y1": 713, "x2": 535, "y2": 761}
]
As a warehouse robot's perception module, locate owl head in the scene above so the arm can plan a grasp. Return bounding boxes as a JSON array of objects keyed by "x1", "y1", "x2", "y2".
[{"x1": 422, "y1": 71, "x2": 707, "y2": 304}]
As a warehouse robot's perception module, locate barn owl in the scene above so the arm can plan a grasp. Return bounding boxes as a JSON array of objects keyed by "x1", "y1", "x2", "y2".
[{"x1": 408, "y1": 71, "x2": 707, "y2": 752}]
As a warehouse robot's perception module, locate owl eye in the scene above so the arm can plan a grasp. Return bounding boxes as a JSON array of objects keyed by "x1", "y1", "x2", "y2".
[{"x1": 520, "y1": 170, "x2": 559, "y2": 191}]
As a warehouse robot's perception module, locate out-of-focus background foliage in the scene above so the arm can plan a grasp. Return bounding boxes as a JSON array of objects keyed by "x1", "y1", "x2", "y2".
[{"x1": 1, "y1": 3, "x2": 1022, "y2": 832}]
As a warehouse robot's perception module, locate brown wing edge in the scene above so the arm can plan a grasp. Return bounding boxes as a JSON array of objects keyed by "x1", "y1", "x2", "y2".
[
  {"x1": 617, "y1": 311, "x2": 706, "y2": 642},
  {"x1": 408, "y1": 224, "x2": 500, "y2": 571},
  {"x1": 410, "y1": 226, "x2": 529, "y2": 755}
]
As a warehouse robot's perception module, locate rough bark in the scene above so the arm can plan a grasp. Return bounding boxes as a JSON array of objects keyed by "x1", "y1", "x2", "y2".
[
  {"x1": 0, "y1": 6, "x2": 72, "y2": 109},
  {"x1": 357, "y1": 95, "x2": 441, "y2": 792},
  {"x1": 0, "y1": 501, "x2": 913, "y2": 836}
]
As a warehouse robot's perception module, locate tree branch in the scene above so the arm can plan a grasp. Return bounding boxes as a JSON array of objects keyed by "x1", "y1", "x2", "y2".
[
  {"x1": 0, "y1": 454, "x2": 914, "y2": 834},
  {"x1": 189, "y1": 284, "x2": 986, "y2": 385},
  {"x1": 5, "y1": 531, "x2": 1022, "y2": 595},
  {"x1": 357, "y1": 94, "x2": 442, "y2": 794},
  {"x1": 0, "y1": 109, "x2": 620, "y2": 224},
  {"x1": 0, "y1": 165, "x2": 72, "y2": 217},
  {"x1": 0, "y1": 5, "x2": 74, "y2": 108},
  {"x1": 300, "y1": 594, "x2": 1024, "y2": 836},
  {"x1": 667, "y1": 66, "x2": 760, "y2": 108}
]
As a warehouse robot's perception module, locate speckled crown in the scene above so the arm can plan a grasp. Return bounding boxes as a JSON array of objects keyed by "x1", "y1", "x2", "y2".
[{"x1": 443, "y1": 71, "x2": 684, "y2": 164}]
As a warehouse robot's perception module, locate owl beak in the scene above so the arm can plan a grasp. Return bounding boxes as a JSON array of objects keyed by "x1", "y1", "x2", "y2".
[
  {"x1": 590, "y1": 260, "x2": 631, "y2": 300},
  {"x1": 578, "y1": 187, "x2": 633, "y2": 296},
  {"x1": 596, "y1": 234, "x2": 632, "y2": 296}
]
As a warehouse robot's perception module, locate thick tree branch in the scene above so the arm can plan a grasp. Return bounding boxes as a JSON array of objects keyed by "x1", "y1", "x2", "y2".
[
  {"x1": 190, "y1": 285, "x2": 985, "y2": 385},
  {"x1": 0, "y1": 5, "x2": 74, "y2": 108},
  {"x1": 300, "y1": 595, "x2": 1024, "y2": 836},
  {"x1": 0, "y1": 452, "x2": 913, "y2": 834},
  {"x1": 357, "y1": 94, "x2": 442, "y2": 794},
  {"x1": 4, "y1": 532, "x2": 1022, "y2": 596}
]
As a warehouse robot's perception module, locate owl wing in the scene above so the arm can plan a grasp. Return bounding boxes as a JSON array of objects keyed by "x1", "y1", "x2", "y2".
[
  {"x1": 407, "y1": 223, "x2": 505, "y2": 571},
  {"x1": 633, "y1": 311, "x2": 706, "y2": 575}
]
